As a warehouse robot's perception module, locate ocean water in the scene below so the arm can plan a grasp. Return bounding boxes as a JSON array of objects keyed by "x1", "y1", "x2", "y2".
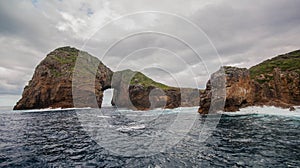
[{"x1": 0, "y1": 106, "x2": 299, "y2": 167}]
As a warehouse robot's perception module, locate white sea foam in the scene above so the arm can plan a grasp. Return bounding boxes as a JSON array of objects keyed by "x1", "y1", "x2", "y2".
[
  {"x1": 13, "y1": 107, "x2": 92, "y2": 113},
  {"x1": 219, "y1": 106, "x2": 300, "y2": 117},
  {"x1": 115, "y1": 106, "x2": 199, "y2": 117},
  {"x1": 96, "y1": 115, "x2": 111, "y2": 118},
  {"x1": 8, "y1": 105, "x2": 299, "y2": 118},
  {"x1": 116, "y1": 124, "x2": 146, "y2": 132}
]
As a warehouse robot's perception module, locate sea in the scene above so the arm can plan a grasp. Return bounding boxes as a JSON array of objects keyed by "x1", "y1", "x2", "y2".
[{"x1": 0, "y1": 106, "x2": 299, "y2": 167}]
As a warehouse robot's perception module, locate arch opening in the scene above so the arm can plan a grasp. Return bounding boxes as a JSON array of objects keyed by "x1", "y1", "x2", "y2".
[{"x1": 102, "y1": 88, "x2": 114, "y2": 107}]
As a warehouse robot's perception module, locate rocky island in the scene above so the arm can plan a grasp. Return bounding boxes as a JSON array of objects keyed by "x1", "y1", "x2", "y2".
[
  {"x1": 199, "y1": 50, "x2": 300, "y2": 114},
  {"x1": 14, "y1": 46, "x2": 199, "y2": 110},
  {"x1": 13, "y1": 47, "x2": 113, "y2": 110},
  {"x1": 14, "y1": 47, "x2": 299, "y2": 113}
]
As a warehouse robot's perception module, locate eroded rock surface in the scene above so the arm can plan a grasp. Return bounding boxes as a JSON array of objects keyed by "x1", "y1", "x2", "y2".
[
  {"x1": 14, "y1": 47, "x2": 199, "y2": 110},
  {"x1": 111, "y1": 69, "x2": 199, "y2": 110},
  {"x1": 14, "y1": 47, "x2": 113, "y2": 110},
  {"x1": 199, "y1": 50, "x2": 300, "y2": 114}
]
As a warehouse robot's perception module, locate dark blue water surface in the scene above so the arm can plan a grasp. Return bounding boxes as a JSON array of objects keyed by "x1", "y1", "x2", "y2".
[{"x1": 0, "y1": 107, "x2": 299, "y2": 167}]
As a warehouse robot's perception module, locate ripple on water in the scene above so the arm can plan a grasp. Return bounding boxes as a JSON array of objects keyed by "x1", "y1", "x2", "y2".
[{"x1": 0, "y1": 107, "x2": 299, "y2": 167}]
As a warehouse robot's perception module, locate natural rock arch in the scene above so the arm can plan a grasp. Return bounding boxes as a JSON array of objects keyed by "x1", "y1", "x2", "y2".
[{"x1": 14, "y1": 46, "x2": 200, "y2": 110}]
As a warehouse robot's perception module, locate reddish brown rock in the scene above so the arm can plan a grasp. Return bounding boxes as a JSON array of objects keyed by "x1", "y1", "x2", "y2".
[
  {"x1": 199, "y1": 50, "x2": 300, "y2": 114},
  {"x1": 198, "y1": 66, "x2": 251, "y2": 114},
  {"x1": 111, "y1": 69, "x2": 199, "y2": 110},
  {"x1": 17, "y1": 47, "x2": 298, "y2": 112},
  {"x1": 14, "y1": 47, "x2": 199, "y2": 111},
  {"x1": 199, "y1": 66, "x2": 300, "y2": 114},
  {"x1": 223, "y1": 67, "x2": 255, "y2": 111},
  {"x1": 251, "y1": 68, "x2": 300, "y2": 109},
  {"x1": 14, "y1": 46, "x2": 113, "y2": 110}
]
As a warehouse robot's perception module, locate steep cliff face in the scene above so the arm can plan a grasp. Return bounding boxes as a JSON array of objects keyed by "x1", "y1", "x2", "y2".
[
  {"x1": 111, "y1": 69, "x2": 199, "y2": 110},
  {"x1": 14, "y1": 46, "x2": 113, "y2": 110},
  {"x1": 250, "y1": 50, "x2": 300, "y2": 107},
  {"x1": 252, "y1": 69, "x2": 300, "y2": 106},
  {"x1": 224, "y1": 67, "x2": 255, "y2": 111},
  {"x1": 199, "y1": 50, "x2": 300, "y2": 114},
  {"x1": 199, "y1": 67, "x2": 253, "y2": 114},
  {"x1": 17, "y1": 46, "x2": 298, "y2": 112}
]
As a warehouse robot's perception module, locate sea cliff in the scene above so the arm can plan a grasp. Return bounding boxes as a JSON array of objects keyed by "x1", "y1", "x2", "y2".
[
  {"x1": 14, "y1": 47, "x2": 299, "y2": 112},
  {"x1": 14, "y1": 47, "x2": 113, "y2": 110},
  {"x1": 198, "y1": 50, "x2": 300, "y2": 114}
]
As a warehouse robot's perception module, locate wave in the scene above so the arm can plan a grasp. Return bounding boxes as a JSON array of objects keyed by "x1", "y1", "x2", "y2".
[
  {"x1": 1, "y1": 106, "x2": 199, "y2": 114},
  {"x1": 219, "y1": 106, "x2": 300, "y2": 118},
  {"x1": 8, "y1": 105, "x2": 299, "y2": 118},
  {"x1": 116, "y1": 124, "x2": 146, "y2": 132},
  {"x1": 12, "y1": 107, "x2": 92, "y2": 113},
  {"x1": 114, "y1": 107, "x2": 199, "y2": 117}
]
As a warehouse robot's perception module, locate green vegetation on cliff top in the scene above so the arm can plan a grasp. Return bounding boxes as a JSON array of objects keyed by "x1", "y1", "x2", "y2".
[
  {"x1": 131, "y1": 71, "x2": 172, "y2": 90},
  {"x1": 45, "y1": 47, "x2": 172, "y2": 90},
  {"x1": 115, "y1": 69, "x2": 172, "y2": 90},
  {"x1": 51, "y1": 46, "x2": 78, "y2": 64},
  {"x1": 46, "y1": 46, "x2": 109, "y2": 78},
  {"x1": 249, "y1": 50, "x2": 300, "y2": 79}
]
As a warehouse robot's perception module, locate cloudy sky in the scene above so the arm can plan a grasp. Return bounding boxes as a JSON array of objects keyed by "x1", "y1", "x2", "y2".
[{"x1": 0, "y1": 0, "x2": 299, "y2": 106}]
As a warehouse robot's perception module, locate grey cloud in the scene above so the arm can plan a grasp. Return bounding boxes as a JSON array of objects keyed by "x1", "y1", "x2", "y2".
[
  {"x1": 191, "y1": 0, "x2": 300, "y2": 67},
  {"x1": 0, "y1": 0, "x2": 299, "y2": 106}
]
